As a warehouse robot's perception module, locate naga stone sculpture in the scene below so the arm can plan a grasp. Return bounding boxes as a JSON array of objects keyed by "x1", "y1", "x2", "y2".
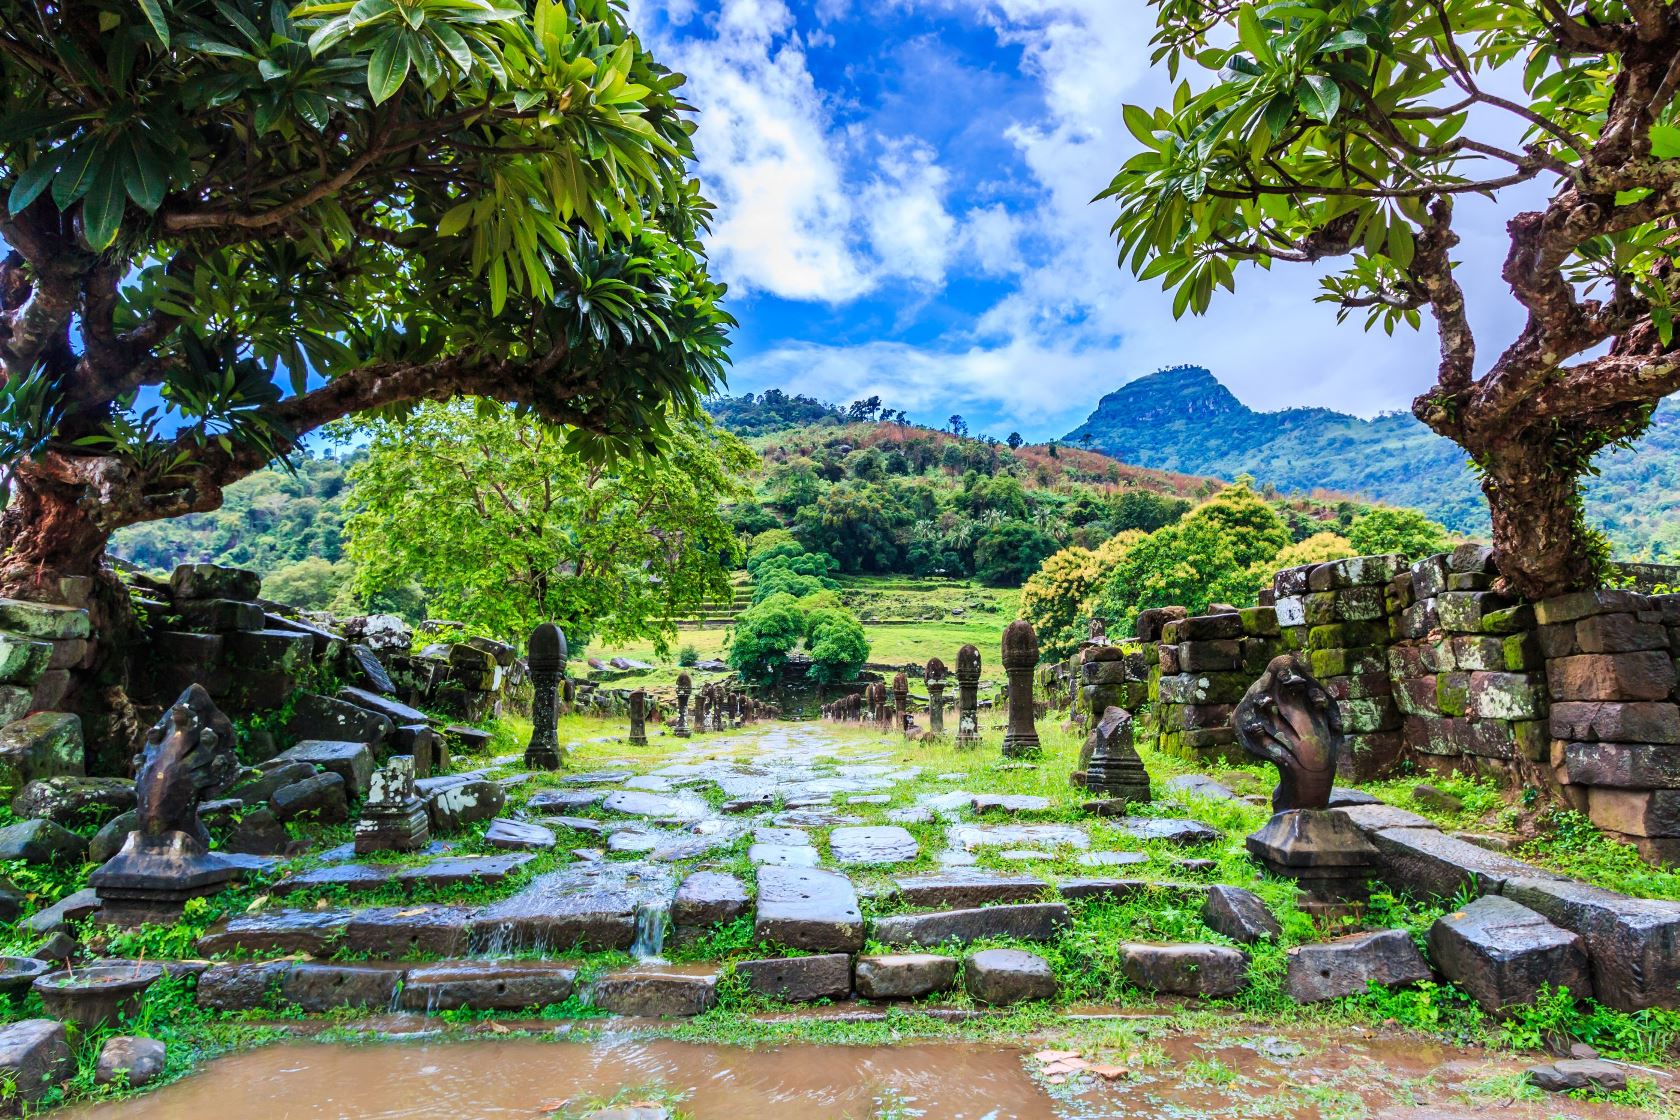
[
  {"x1": 1236, "y1": 653, "x2": 1377, "y2": 917},
  {"x1": 90, "y1": 689, "x2": 242, "y2": 926},
  {"x1": 1000, "y1": 620, "x2": 1041, "y2": 758},
  {"x1": 924, "y1": 657, "x2": 948, "y2": 736},
  {"x1": 131, "y1": 683, "x2": 240, "y2": 803},
  {"x1": 1234, "y1": 653, "x2": 1341, "y2": 811},
  {"x1": 674, "y1": 673, "x2": 693, "y2": 738},
  {"x1": 955, "y1": 644, "x2": 981, "y2": 747},
  {"x1": 628, "y1": 689, "x2": 648, "y2": 745},
  {"x1": 524, "y1": 623, "x2": 567, "y2": 770},
  {"x1": 355, "y1": 755, "x2": 430, "y2": 853}
]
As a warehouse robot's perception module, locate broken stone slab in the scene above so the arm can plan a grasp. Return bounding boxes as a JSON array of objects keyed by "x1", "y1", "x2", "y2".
[
  {"x1": 945, "y1": 823, "x2": 1089, "y2": 852},
  {"x1": 337, "y1": 686, "x2": 430, "y2": 726},
  {"x1": 1121, "y1": 942, "x2": 1249, "y2": 998},
  {"x1": 672, "y1": 871, "x2": 749, "y2": 932},
  {"x1": 473, "y1": 864, "x2": 665, "y2": 953},
  {"x1": 871, "y1": 903, "x2": 1070, "y2": 948},
  {"x1": 280, "y1": 962, "x2": 404, "y2": 1012},
  {"x1": 828, "y1": 825, "x2": 919, "y2": 865},
  {"x1": 0, "y1": 712, "x2": 83, "y2": 798},
  {"x1": 1056, "y1": 878, "x2": 1207, "y2": 902},
  {"x1": 891, "y1": 871, "x2": 1048, "y2": 909},
  {"x1": 1106, "y1": 818, "x2": 1222, "y2": 846},
  {"x1": 1333, "y1": 803, "x2": 1438, "y2": 832},
  {"x1": 197, "y1": 908, "x2": 353, "y2": 956},
  {"x1": 734, "y1": 954, "x2": 852, "y2": 1002},
  {"x1": 21, "y1": 888, "x2": 101, "y2": 935},
  {"x1": 426, "y1": 780, "x2": 506, "y2": 833},
  {"x1": 400, "y1": 960, "x2": 578, "y2": 1012},
  {"x1": 1525, "y1": 1059, "x2": 1628, "y2": 1093},
  {"x1": 1499, "y1": 876, "x2": 1680, "y2": 1011},
  {"x1": 1162, "y1": 775, "x2": 1237, "y2": 801},
  {"x1": 526, "y1": 789, "x2": 604, "y2": 813},
  {"x1": 228, "y1": 760, "x2": 316, "y2": 806},
  {"x1": 1428, "y1": 894, "x2": 1591, "y2": 1014},
  {"x1": 1362, "y1": 827, "x2": 1567, "y2": 900},
  {"x1": 0, "y1": 1019, "x2": 71, "y2": 1108},
  {"x1": 563, "y1": 770, "x2": 635, "y2": 786},
  {"x1": 748, "y1": 842, "x2": 819, "y2": 867},
  {"x1": 484, "y1": 818, "x2": 556, "y2": 851},
  {"x1": 854, "y1": 953, "x2": 959, "y2": 1000},
  {"x1": 0, "y1": 819, "x2": 86, "y2": 865},
  {"x1": 1202, "y1": 885, "x2": 1282, "y2": 944},
  {"x1": 592, "y1": 966, "x2": 718, "y2": 1017},
  {"x1": 971, "y1": 795, "x2": 1052, "y2": 814},
  {"x1": 1077, "y1": 851, "x2": 1148, "y2": 868},
  {"x1": 600, "y1": 790, "x2": 709, "y2": 822},
  {"x1": 273, "y1": 740, "x2": 374, "y2": 795},
  {"x1": 272, "y1": 864, "x2": 397, "y2": 896},
  {"x1": 11, "y1": 776, "x2": 134, "y2": 825},
  {"x1": 964, "y1": 949, "x2": 1057, "y2": 1005},
  {"x1": 1285, "y1": 929, "x2": 1432, "y2": 1003},
  {"x1": 394, "y1": 854, "x2": 536, "y2": 890},
  {"x1": 283, "y1": 696, "x2": 393, "y2": 749},
  {"x1": 753, "y1": 866, "x2": 864, "y2": 953},
  {"x1": 271, "y1": 772, "x2": 349, "y2": 823},
  {"x1": 344, "y1": 905, "x2": 473, "y2": 957},
  {"x1": 196, "y1": 961, "x2": 289, "y2": 1011}
]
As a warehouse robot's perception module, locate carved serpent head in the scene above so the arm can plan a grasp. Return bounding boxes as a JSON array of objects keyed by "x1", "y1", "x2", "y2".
[{"x1": 1233, "y1": 653, "x2": 1343, "y2": 811}]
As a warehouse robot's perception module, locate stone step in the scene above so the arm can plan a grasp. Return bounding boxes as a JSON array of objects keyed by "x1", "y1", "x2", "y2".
[
  {"x1": 871, "y1": 903, "x2": 1070, "y2": 948},
  {"x1": 1428, "y1": 895, "x2": 1590, "y2": 1014},
  {"x1": 891, "y1": 871, "x2": 1048, "y2": 909},
  {"x1": 753, "y1": 866, "x2": 863, "y2": 952}
]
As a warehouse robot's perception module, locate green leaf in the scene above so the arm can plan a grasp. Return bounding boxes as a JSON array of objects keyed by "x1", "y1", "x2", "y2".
[
  {"x1": 367, "y1": 33, "x2": 411, "y2": 103},
  {"x1": 51, "y1": 142, "x2": 104, "y2": 208},
  {"x1": 1316, "y1": 29, "x2": 1366, "y2": 53},
  {"x1": 437, "y1": 201, "x2": 474, "y2": 236},
  {"x1": 136, "y1": 0, "x2": 172, "y2": 46},
  {"x1": 80, "y1": 165, "x2": 128, "y2": 250},
  {"x1": 7, "y1": 153, "x2": 60, "y2": 215},
  {"x1": 1296, "y1": 74, "x2": 1340, "y2": 122},
  {"x1": 123, "y1": 135, "x2": 168, "y2": 211},
  {"x1": 1123, "y1": 104, "x2": 1158, "y2": 147}
]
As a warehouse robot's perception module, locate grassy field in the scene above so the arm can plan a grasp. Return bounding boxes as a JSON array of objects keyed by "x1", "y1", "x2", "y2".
[{"x1": 589, "y1": 575, "x2": 1020, "y2": 682}]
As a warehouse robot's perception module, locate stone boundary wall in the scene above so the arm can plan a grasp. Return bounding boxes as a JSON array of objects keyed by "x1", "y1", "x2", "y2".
[{"x1": 1046, "y1": 548, "x2": 1680, "y2": 865}]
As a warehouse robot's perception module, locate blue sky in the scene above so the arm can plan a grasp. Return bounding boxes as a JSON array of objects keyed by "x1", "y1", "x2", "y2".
[{"x1": 630, "y1": 0, "x2": 1532, "y2": 442}]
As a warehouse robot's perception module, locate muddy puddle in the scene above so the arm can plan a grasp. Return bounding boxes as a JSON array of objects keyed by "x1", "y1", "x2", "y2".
[{"x1": 64, "y1": 1030, "x2": 1664, "y2": 1120}]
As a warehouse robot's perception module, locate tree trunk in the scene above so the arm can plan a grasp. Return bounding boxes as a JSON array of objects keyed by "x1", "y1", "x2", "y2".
[
  {"x1": 0, "y1": 458, "x2": 140, "y2": 773},
  {"x1": 1474, "y1": 435, "x2": 1603, "y2": 602}
]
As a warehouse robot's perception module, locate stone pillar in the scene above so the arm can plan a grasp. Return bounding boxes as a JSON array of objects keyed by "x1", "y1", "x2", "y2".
[
  {"x1": 925, "y1": 656, "x2": 947, "y2": 736},
  {"x1": 524, "y1": 622, "x2": 567, "y2": 771},
  {"x1": 561, "y1": 677, "x2": 576, "y2": 716},
  {"x1": 955, "y1": 644, "x2": 981, "y2": 748},
  {"x1": 674, "y1": 673, "x2": 692, "y2": 737},
  {"x1": 1001, "y1": 619, "x2": 1041, "y2": 758},
  {"x1": 892, "y1": 672, "x2": 909, "y2": 733},
  {"x1": 628, "y1": 689, "x2": 648, "y2": 745}
]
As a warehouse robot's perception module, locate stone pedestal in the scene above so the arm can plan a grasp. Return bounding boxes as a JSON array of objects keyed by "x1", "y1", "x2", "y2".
[
  {"x1": 90, "y1": 830, "x2": 239, "y2": 927},
  {"x1": 674, "y1": 674, "x2": 692, "y2": 738},
  {"x1": 1076, "y1": 706, "x2": 1151, "y2": 805},
  {"x1": 355, "y1": 755, "x2": 431, "y2": 854},
  {"x1": 955, "y1": 644, "x2": 981, "y2": 748},
  {"x1": 1001, "y1": 620, "x2": 1041, "y2": 759},
  {"x1": 524, "y1": 623, "x2": 567, "y2": 771},
  {"x1": 628, "y1": 690, "x2": 648, "y2": 745},
  {"x1": 1246, "y1": 809, "x2": 1378, "y2": 918}
]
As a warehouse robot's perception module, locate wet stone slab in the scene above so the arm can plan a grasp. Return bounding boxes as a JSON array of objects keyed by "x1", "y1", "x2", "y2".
[
  {"x1": 344, "y1": 905, "x2": 474, "y2": 957},
  {"x1": 970, "y1": 795, "x2": 1052, "y2": 815},
  {"x1": 828, "y1": 825, "x2": 919, "y2": 865},
  {"x1": 600, "y1": 791, "x2": 710, "y2": 822},
  {"x1": 591, "y1": 966, "x2": 719, "y2": 1017},
  {"x1": 672, "y1": 871, "x2": 750, "y2": 930},
  {"x1": 562, "y1": 771, "x2": 635, "y2": 786},
  {"x1": 485, "y1": 818, "x2": 557, "y2": 851},
  {"x1": 1078, "y1": 851, "x2": 1149, "y2": 868},
  {"x1": 272, "y1": 864, "x2": 397, "y2": 896},
  {"x1": 473, "y1": 864, "x2": 670, "y2": 953},
  {"x1": 892, "y1": 871, "x2": 1048, "y2": 909},
  {"x1": 1108, "y1": 818, "x2": 1223, "y2": 847},
  {"x1": 753, "y1": 866, "x2": 864, "y2": 952},
  {"x1": 394, "y1": 854, "x2": 536, "y2": 890},
  {"x1": 871, "y1": 903, "x2": 1070, "y2": 948},
  {"x1": 525, "y1": 790, "x2": 604, "y2": 813},
  {"x1": 400, "y1": 960, "x2": 577, "y2": 1012},
  {"x1": 749, "y1": 843, "x2": 820, "y2": 867},
  {"x1": 197, "y1": 909, "x2": 353, "y2": 956},
  {"x1": 945, "y1": 823, "x2": 1089, "y2": 853}
]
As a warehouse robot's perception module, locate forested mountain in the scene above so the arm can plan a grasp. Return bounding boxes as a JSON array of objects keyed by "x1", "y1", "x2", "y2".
[{"x1": 1064, "y1": 366, "x2": 1680, "y2": 558}]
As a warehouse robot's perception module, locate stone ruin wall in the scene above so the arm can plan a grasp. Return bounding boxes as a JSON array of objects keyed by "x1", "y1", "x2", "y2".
[{"x1": 1046, "y1": 545, "x2": 1680, "y2": 865}]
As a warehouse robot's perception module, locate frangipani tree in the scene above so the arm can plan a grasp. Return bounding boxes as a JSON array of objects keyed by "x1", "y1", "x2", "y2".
[
  {"x1": 0, "y1": 0, "x2": 728, "y2": 610},
  {"x1": 1104, "y1": 0, "x2": 1680, "y2": 598}
]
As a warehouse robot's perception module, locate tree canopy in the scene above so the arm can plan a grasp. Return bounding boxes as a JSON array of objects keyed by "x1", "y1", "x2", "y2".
[
  {"x1": 341, "y1": 401, "x2": 753, "y2": 647},
  {"x1": 1103, "y1": 0, "x2": 1680, "y2": 598},
  {"x1": 0, "y1": 0, "x2": 728, "y2": 598}
]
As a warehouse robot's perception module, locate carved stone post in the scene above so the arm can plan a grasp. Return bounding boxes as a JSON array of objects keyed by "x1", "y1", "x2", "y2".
[
  {"x1": 628, "y1": 688, "x2": 648, "y2": 745},
  {"x1": 955, "y1": 644, "x2": 981, "y2": 747},
  {"x1": 674, "y1": 673, "x2": 692, "y2": 737},
  {"x1": 892, "y1": 672, "x2": 909, "y2": 734},
  {"x1": 1001, "y1": 619, "x2": 1041, "y2": 758},
  {"x1": 1073, "y1": 645, "x2": 1150, "y2": 805},
  {"x1": 925, "y1": 657, "x2": 947, "y2": 736},
  {"x1": 524, "y1": 623, "x2": 566, "y2": 770},
  {"x1": 355, "y1": 755, "x2": 431, "y2": 853}
]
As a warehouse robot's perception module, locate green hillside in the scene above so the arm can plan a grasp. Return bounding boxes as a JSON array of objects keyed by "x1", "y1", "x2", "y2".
[{"x1": 1064, "y1": 366, "x2": 1680, "y2": 558}]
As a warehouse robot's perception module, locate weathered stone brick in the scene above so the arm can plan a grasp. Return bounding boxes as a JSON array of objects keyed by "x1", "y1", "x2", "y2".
[
  {"x1": 1538, "y1": 622, "x2": 1581, "y2": 659},
  {"x1": 1576, "y1": 613, "x2": 1669, "y2": 654},
  {"x1": 1565, "y1": 742, "x2": 1680, "y2": 789},
  {"x1": 1467, "y1": 672, "x2": 1547, "y2": 721},
  {"x1": 1410, "y1": 554, "x2": 1449, "y2": 599},
  {"x1": 1548, "y1": 652, "x2": 1677, "y2": 702},
  {"x1": 1436, "y1": 672, "x2": 1472, "y2": 717},
  {"x1": 1533, "y1": 590, "x2": 1650, "y2": 626},
  {"x1": 1551, "y1": 700, "x2": 1680, "y2": 743},
  {"x1": 1502, "y1": 633, "x2": 1544, "y2": 672},
  {"x1": 1337, "y1": 697, "x2": 1400, "y2": 733},
  {"x1": 1399, "y1": 599, "x2": 1439, "y2": 639},
  {"x1": 1177, "y1": 641, "x2": 1241, "y2": 672},
  {"x1": 1586, "y1": 788, "x2": 1680, "y2": 837},
  {"x1": 1395, "y1": 676, "x2": 1439, "y2": 716},
  {"x1": 1179, "y1": 613, "x2": 1244, "y2": 641}
]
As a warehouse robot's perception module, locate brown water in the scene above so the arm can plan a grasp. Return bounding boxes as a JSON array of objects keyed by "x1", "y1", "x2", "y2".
[{"x1": 64, "y1": 1031, "x2": 1667, "y2": 1120}]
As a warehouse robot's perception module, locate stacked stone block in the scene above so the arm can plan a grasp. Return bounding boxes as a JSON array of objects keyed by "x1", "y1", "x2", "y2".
[
  {"x1": 1388, "y1": 546, "x2": 1548, "y2": 778},
  {"x1": 0, "y1": 599, "x2": 90, "y2": 724},
  {"x1": 1274, "y1": 554, "x2": 1405, "y2": 780},
  {"x1": 1152, "y1": 608, "x2": 1281, "y2": 765},
  {"x1": 1539, "y1": 589, "x2": 1680, "y2": 861}
]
